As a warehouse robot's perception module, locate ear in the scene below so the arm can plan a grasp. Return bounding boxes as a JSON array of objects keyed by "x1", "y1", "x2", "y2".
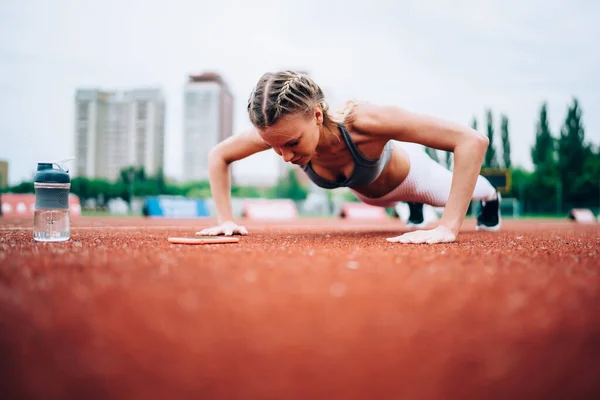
[{"x1": 314, "y1": 104, "x2": 324, "y2": 125}]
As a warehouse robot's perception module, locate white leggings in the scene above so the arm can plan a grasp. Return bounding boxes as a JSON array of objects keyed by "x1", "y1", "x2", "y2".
[{"x1": 352, "y1": 142, "x2": 496, "y2": 208}]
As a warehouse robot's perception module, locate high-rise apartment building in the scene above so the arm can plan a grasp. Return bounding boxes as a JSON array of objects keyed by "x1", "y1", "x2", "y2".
[
  {"x1": 183, "y1": 73, "x2": 233, "y2": 181},
  {"x1": 75, "y1": 89, "x2": 165, "y2": 181}
]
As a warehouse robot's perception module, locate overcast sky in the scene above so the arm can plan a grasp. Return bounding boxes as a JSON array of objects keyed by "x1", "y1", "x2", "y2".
[{"x1": 1, "y1": 0, "x2": 598, "y2": 185}]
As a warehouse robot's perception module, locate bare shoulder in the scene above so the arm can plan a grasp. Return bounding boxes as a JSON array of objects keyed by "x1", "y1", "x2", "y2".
[
  {"x1": 351, "y1": 102, "x2": 486, "y2": 151},
  {"x1": 351, "y1": 103, "x2": 416, "y2": 136}
]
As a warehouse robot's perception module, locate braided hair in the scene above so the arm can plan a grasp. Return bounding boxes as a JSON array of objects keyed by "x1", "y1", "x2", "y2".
[{"x1": 247, "y1": 71, "x2": 336, "y2": 129}]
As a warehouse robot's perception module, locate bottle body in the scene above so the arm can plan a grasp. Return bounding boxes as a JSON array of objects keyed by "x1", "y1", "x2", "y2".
[{"x1": 33, "y1": 182, "x2": 71, "y2": 242}]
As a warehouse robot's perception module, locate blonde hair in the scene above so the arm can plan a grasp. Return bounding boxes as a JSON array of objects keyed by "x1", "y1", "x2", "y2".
[
  {"x1": 247, "y1": 71, "x2": 359, "y2": 130},
  {"x1": 331, "y1": 99, "x2": 363, "y2": 128}
]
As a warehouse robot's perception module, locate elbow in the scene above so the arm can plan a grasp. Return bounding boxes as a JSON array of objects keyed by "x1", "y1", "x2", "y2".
[
  {"x1": 208, "y1": 147, "x2": 227, "y2": 167},
  {"x1": 472, "y1": 133, "x2": 489, "y2": 153},
  {"x1": 456, "y1": 132, "x2": 488, "y2": 155}
]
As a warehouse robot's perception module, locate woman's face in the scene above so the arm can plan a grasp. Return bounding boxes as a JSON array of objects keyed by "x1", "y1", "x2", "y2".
[{"x1": 257, "y1": 106, "x2": 323, "y2": 166}]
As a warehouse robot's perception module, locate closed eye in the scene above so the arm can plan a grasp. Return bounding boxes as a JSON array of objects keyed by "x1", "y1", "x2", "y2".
[{"x1": 285, "y1": 136, "x2": 301, "y2": 147}]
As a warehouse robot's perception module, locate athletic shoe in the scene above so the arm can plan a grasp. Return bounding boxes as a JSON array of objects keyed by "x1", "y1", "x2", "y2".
[
  {"x1": 406, "y1": 202, "x2": 428, "y2": 229},
  {"x1": 476, "y1": 192, "x2": 502, "y2": 232}
]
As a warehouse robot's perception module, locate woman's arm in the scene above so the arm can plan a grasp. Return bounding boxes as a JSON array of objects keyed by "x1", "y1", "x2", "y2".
[
  {"x1": 352, "y1": 103, "x2": 489, "y2": 235},
  {"x1": 207, "y1": 128, "x2": 271, "y2": 224}
]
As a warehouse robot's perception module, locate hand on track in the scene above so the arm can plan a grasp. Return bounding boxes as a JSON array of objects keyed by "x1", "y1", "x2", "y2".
[
  {"x1": 196, "y1": 221, "x2": 248, "y2": 236},
  {"x1": 387, "y1": 225, "x2": 456, "y2": 244}
]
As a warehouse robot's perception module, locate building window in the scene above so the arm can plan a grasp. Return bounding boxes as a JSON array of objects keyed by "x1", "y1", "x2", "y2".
[
  {"x1": 137, "y1": 101, "x2": 147, "y2": 120},
  {"x1": 77, "y1": 101, "x2": 88, "y2": 120}
]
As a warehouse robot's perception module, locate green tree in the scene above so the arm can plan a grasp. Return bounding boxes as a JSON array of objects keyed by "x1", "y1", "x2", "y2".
[
  {"x1": 445, "y1": 151, "x2": 453, "y2": 170},
  {"x1": 500, "y1": 114, "x2": 511, "y2": 169},
  {"x1": 155, "y1": 167, "x2": 166, "y2": 193},
  {"x1": 163, "y1": 183, "x2": 186, "y2": 196},
  {"x1": 69, "y1": 177, "x2": 116, "y2": 206},
  {"x1": 93, "y1": 178, "x2": 118, "y2": 205},
  {"x1": 342, "y1": 189, "x2": 360, "y2": 203},
  {"x1": 582, "y1": 145, "x2": 600, "y2": 212},
  {"x1": 183, "y1": 180, "x2": 211, "y2": 198},
  {"x1": 425, "y1": 147, "x2": 440, "y2": 163},
  {"x1": 8, "y1": 181, "x2": 34, "y2": 194},
  {"x1": 186, "y1": 186, "x2": 212, "y2": 198},
  {"x1": 231, "y1": 185, "x2": 266, "y2": 198},
  {"x1": 71, "y1": 177, "x2": 90, "y2": 200},
  {"x1": 531, "y1": 102, "x2": 556, "y2": 173},
  {"x1": 505, "y1": 167, "x2": 539, "y2": 214},
  {"x1": 272, "y1": 169, "x2": 308, "y2": 200},
  {"x1": 557, "y1": 98, "x2": 589, "y2": 205},
  {"x1": 527, "y1": 102, "x2": 559, "y2": 214},
  {"x1": 484, "y1": 109, "x2": 499, "y2": 168},
  {"x1": 119, "y1": 166, "x2": 146, "y2": 185}
]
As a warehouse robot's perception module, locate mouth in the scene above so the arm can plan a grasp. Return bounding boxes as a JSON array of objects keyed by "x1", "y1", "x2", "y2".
[{"x1": 291, "y1": 156, "x2": 307, "y2": 165}]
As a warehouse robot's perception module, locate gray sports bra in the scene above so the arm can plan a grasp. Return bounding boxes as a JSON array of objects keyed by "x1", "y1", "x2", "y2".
[{"x1": 301, "y1": 124, "x2": 393, "y2": 189}]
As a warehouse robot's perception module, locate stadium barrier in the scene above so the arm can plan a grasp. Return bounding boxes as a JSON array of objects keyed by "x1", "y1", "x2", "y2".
[
  {"x1": 0, "y1": 193, "x2": 81, "y2": 218},
  {"x1": 143, "y1": 197, "x2": 210, "y2": 218}
]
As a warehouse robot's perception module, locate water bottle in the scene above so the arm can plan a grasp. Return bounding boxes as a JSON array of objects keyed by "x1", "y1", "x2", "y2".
[{"x1": 33, "y1": 161, "x2": 72, "y2": 242}]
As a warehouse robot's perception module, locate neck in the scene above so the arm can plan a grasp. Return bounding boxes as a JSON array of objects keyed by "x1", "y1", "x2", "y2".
[{"x1": 315, "y1": 119, "x2": 342, "y2": 155}]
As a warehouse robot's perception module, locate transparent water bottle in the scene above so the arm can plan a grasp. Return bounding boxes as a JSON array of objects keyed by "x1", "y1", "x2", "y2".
[{"x1": 33, "y1": 162, "x2": 72, "y2": 242}]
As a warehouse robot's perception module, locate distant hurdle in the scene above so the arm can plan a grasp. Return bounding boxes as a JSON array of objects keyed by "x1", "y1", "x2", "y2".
[
  {"x1": 569, "y1": 208, "x2": 597, "y2": 224},
  {"x1": 339, "y1": 203, "x2": 388, "y2": 220},
  {"x1": 242, "y1": 199, "x2": 299, "y2": 220}
]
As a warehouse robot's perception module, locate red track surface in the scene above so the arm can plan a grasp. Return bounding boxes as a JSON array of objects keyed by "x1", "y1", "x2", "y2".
[{"x1": 1, "y1": 217, "x2": 600, "y2": 399}]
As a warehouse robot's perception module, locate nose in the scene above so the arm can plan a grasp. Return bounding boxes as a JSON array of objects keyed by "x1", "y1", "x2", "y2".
[{"x1": 280, "y1": 148, "x2": 294, "y2": 162}]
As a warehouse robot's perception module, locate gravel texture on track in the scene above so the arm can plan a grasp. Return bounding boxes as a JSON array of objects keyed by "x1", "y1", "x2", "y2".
[{"x1": 1, "y1": 217, "x2": 599, "y2": 399}]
